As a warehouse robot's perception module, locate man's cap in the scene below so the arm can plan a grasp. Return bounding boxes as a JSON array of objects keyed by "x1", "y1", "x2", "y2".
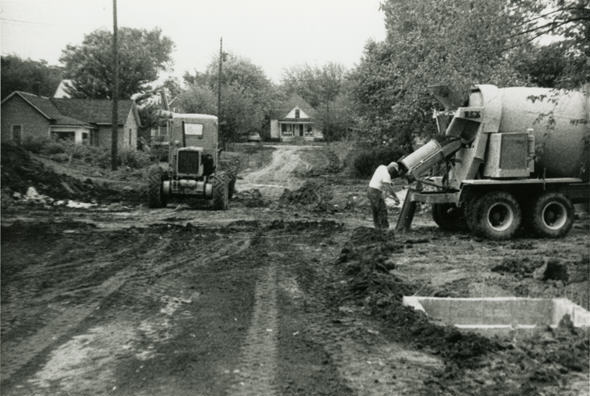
[{"x1": 387, "y1": 162, "x2": 399, "y2": 172}]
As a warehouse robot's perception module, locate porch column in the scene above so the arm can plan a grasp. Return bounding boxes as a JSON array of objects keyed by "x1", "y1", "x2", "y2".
[{"x1": 75, "y1": 129, "x2": 84, "y2": 144}]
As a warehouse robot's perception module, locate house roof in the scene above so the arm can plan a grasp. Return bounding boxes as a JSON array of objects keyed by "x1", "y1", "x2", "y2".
[
  {"x1": 52, "y1": 98, "x2": 137, "y2": 126},
  {"x1": 1, "y1": 91, "x2": 140, "y2": 128},
  {"x1": 8, "y1": 91, "x2": 90, "y2": 127},
  {"x1": 271, "y1": 94, "x2": 317, "y2": 120}
]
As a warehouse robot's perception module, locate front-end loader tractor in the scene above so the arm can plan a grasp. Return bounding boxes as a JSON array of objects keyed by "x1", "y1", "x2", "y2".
[{"x1": 147, "y1": 112, "x2": 236, "y2": 210}]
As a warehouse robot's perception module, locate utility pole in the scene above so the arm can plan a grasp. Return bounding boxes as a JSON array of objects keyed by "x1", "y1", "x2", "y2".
[
  {"x1": 217, "y1": 37, "x2": 223, "y2": 147},
  {"x1": 111, "y1": 0, "x2": 119, "y2": 170}
]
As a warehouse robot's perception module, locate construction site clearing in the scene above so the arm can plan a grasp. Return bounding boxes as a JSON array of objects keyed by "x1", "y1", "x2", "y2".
[{"x1": 1, "y1": 141, "x2": 589, "y2": 396}]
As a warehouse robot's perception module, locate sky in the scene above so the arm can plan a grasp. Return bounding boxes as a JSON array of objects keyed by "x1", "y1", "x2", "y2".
[{"x1": 0, "y1": 0, "x2": 387, "y2": 83}]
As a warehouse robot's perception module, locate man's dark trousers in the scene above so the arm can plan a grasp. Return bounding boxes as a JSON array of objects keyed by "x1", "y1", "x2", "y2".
[{"x1": 367, "y1": 187, "x2": 388, "y2": 230}]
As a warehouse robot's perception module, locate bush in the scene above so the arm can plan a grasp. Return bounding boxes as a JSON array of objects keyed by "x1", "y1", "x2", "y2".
[
  {"x1": 50, "y1": 153, "x2": 69, "y2": 162},
  {"x1": 352, "y1": 146, "x2": 407, "y2": 178},
  {"x1": 119, "y1": 149, "x2": 152, "y2": 169},
  {"x1": 22, "y1": 136, "x2": 51, "y2": 154},
  {"x1": 42, "y1": 141, "x2": 67, "y2": 155}
]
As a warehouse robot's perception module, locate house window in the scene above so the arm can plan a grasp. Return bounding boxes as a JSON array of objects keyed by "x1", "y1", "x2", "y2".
[
  {"x1": 305, "y1": 125, "x2": 313, "y2": 136},
  {"x1": 281, "y1": 123, "x2": 293, "y2": 136},
  {"x1": 11, "y1": 125, "x2": 22, "y2": 144},
  {"x1": 129, "y1": 129, "x2": 132, "y2": 146},
  {"x1": 295, "y1": 109, "x2": 300, "y2": 119},
  {"x1": 51, "y1": 131, "x2": 75, "y2": 142},
  {"x1": 91, "y1": 130, "x2": 99, "y2": 146},
  {"x1": 82, "y1": 132, "x2": 89, "y2": 145}
]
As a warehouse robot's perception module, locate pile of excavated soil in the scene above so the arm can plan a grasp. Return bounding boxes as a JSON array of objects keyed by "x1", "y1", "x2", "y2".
[
  {"x1": 232, "y1": 189, "x2": 267, "y2": 207},
  {"x1": 334, "y1": 227, "x2": 499, "y2": 361},
  {"x1": 1, "y1": 143, "x2": 143, "y2": 205},
  {"x1": 331, "y1": 226, "x2": 590, "y2": 395},
  {"x1": 280, "y1": 180, "x2": 334, "y2": 211}
]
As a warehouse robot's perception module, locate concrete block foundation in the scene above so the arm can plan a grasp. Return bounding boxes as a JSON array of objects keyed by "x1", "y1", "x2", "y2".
[{"x1": 403, "y1": 296, "x2": 590, "y2": 336}]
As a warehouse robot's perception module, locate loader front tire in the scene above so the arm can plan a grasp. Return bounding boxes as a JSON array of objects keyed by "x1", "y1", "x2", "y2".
[
  {"x1": 211, "y1": 173, "x2": 229, "y2": 210},
  {"x1": 147, "y1": 166, "x2": 166, "y2": 208}
]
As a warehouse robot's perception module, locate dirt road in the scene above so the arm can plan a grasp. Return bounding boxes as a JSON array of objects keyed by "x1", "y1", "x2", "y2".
[
  {"x1": 1, "y1": 144, "x2": 588, "y2": 395},
  {"x1": 239, "y1": 144, "x2": 329, "y2": 198}
]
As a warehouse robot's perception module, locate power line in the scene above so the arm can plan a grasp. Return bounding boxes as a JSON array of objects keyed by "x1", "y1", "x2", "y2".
[{"x1": 0, "y1": 17, "x2": 53, "y2": 25}]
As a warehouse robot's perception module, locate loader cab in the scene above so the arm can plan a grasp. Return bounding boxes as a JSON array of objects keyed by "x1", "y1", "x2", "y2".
[{"x1": 167, "y1": 114, "x2": 219, "y2": 179}]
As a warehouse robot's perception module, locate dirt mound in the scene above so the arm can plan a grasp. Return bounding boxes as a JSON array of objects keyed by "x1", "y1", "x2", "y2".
[
  {"x1": 1, "y1": 143, "x2": 142, "y2": 204},
  {"x1": 280, "y1": 180, "x2": 334, "y2": 211},
  {"x1": 492, "y1": 257, "x2": 570, "y2": 281},
  {"x1": 233, "y1": 189, "x2": 267, "y2": 207},
  {"x1": 491, "y1": 257, "x2": 542, "y2": 278},
  {"x1": 334, "y1": 227, "x2": 500, "y2": 364}
]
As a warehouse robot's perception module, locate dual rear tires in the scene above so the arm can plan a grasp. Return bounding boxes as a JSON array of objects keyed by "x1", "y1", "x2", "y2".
[
  {"x1": 526, "y1": 192, "x2": 574, "y2": 238},
  {"x1": 457, "y1": 190, "x2": 574, "y2": 239}
]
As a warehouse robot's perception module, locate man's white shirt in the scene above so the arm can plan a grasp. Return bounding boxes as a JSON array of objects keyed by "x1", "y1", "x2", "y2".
[{"x1": 368, "y1": 165, "x2": 391, "y2": 191}]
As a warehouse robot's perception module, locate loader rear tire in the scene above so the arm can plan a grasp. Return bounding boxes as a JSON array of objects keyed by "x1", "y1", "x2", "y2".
[
  {"x1": 528, "y1": 192, "x2": 573, "y2": 238},
  {"x1": 476, "y1": 191, "x2": 521, "y2": 240},
  {"x1": 432, "y1": 203, "x2": 467, "y2": 231},
  {"x1": 147, "y1": 166, "x2": 166, "y2": 208},
  {"x1": 211, "y1": 173, "x2": 229, "y2": 210}
]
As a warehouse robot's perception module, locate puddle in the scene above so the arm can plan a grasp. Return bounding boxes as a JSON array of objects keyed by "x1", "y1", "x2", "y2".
[{"x1": 403, "y1": 296, "x2": 590, "y2": 335}]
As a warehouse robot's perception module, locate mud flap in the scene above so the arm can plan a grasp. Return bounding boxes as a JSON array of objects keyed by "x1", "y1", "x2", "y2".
[{"x1": 395, "y1": 189, "x2": 417, "y2": 233}]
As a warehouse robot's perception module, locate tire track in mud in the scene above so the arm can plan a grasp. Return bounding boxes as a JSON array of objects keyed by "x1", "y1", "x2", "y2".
[
  {"x1": 0, "y1": 267, "x2": 134, "y2": 385},
  {"x1": 228, "y1": 263, "x2": 279, "y2": 395}
]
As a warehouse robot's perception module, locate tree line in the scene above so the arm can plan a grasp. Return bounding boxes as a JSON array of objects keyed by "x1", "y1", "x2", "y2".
[{"x1": 2, "y1": 0, "x2": 588, "y2": 146}]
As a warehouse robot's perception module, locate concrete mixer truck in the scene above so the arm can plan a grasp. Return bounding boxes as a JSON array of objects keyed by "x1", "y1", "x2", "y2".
[{"x1": 395, "y1": 84, "x2": 590, "y2": 239}]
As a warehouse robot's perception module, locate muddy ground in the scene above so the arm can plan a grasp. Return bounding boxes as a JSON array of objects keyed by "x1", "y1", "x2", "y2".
[{"x1": 1, "y1": 143, "x2": 589, "y2": 395}]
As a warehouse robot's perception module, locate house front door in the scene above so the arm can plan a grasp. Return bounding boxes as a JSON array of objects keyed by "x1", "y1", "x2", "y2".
[{"x1": 299, "y1": 124, "x2": 303, "y2": 137}]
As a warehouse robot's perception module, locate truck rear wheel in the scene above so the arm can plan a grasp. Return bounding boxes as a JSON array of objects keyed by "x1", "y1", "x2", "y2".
[
  {"x1": 476, "y1": 191, "x2": 521, "y2": 240},
  {"x1": 463, "y1": 192, "x2": 482, "y2": 233},
  {"x1": 147, "y1": 166, "x2": 166, "y2": 208},
  {"x1": 211, "y1": 173, "x2": 229, "y2": 210},
  {"x1": 528, "y1": 192, "x2": 573, "y2": 238},
  {"x1": 464, "y1": 195, "x2": 481, "y2": 234},
  {"x1": 431, "y1": 203, "x2": 467, "y2": 231}
]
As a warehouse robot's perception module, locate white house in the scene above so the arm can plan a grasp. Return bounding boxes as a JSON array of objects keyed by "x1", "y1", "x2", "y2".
[{"x1": 270, "y1": 94, "x2": 323, "y2": 142}]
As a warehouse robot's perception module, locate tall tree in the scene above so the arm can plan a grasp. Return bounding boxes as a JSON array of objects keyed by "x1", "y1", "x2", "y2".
[
  {"x1": 349, "y1": 0, "x2": 531, "y2": 148},
  {"x1": 514, "y1": 0, "x2": 590, "y2": 87},
  {"x1": 182, "y1": 53, "x2": 277, "y2": 142},
  {"x1": 60, "y1": 27, "x2": 174, "y2": 99},
  {"x1": 1, "y1": 55, "x2": 63, "y2": 99},
  {"x1": 282, "y1": 63, "x2": 345, "y2": 108},
  {"x1": 282, "y1": 63, "x2": 351, "y2": 140}
]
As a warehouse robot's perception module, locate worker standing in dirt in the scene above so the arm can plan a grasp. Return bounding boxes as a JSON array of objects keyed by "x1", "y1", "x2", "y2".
[{"x1": 368, "y1": 162, "x2": 400, "y2": 230}]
